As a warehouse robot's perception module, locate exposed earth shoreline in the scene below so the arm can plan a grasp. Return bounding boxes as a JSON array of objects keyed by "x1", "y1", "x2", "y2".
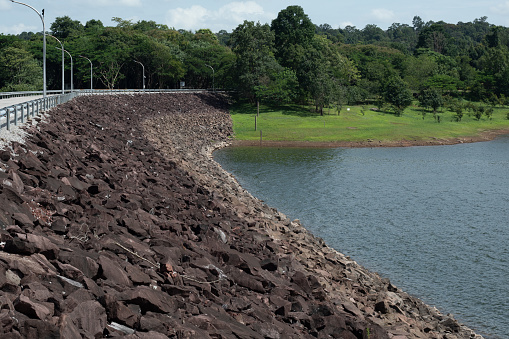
[
  {"x1": 0, "y1": 93, "x2": 483, "y2": 338},
  {"x1": 232, "y1": 127, "x2": 509, "y2": 148}
]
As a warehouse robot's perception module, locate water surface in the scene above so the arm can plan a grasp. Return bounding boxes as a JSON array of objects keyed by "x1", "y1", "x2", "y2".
[{"x1": 214, "y1": 136, "x2": 509, "y2": 338}]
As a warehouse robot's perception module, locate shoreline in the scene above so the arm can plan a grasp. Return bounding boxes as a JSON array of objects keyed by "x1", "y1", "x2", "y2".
[
  {"x1": 232, "y1": 128, "x2": 509, "y2": 148},
  {"x1": 0, "y1": 93, "x2": 484, "y2": 338},
  {"x1": 144, "y1": 93, "x2": 485, "y2": 338}
]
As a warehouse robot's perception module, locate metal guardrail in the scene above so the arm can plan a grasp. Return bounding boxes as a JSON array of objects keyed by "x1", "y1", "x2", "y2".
[
  {"x1": 0, "y1": 88, "x2": 209, "y2": 131},
  {"x1": 0, "y1": 90, "x2": 72, "y2": 100},
  {"x1": 0, "y1": 92, "x2": 79, "y2": 131}
]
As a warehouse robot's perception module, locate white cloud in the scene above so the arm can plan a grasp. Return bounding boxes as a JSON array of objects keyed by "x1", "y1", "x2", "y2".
[
  {"x1": 219, "y1": 1, "x2": 264, "y2": 18},
  {"x1": 339, "y1": 21, "x2": 355, "y2": 29},
  {"x1": 0, "y1": 23, "x2": 37, "y2": 35},
  {"x1": 166, "y1": 5, "x2": 209, "y2": 31},
  {"x1": 165, "y1": 1, "x2": 272, "y2": 31},
  {"x1": 118, "y1": 0, "x2": 142, "y2": 7},
  {"x1": 68, "y1": 0, "x2": 141, "y2": 7},
  {"x1": 370, "y1": 8, "x2": 395, "y2": 22}
]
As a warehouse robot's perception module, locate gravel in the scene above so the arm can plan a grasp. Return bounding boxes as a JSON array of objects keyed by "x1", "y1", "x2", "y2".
[{"x1": 0, "y1": 114, "x2": 48, "y2": 152}]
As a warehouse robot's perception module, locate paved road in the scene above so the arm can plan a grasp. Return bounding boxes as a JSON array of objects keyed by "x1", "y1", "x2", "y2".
[{"x1": 0, "y1": 95, "x2": 44, "y2": 110}]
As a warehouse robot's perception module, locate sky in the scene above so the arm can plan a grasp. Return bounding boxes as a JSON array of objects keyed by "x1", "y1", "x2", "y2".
[{"x1": 1, "y1": 0, "x2": 509, "y2": 35}]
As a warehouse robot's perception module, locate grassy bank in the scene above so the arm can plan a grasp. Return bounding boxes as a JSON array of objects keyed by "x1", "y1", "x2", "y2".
[{"x1": 230, "y1": 102, "x2": 509, "y2": 144}]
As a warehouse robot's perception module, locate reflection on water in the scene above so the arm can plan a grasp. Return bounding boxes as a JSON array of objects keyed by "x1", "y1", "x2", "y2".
[{"x1": 214, "y1": 136, "x2": 509, "y2": 339}]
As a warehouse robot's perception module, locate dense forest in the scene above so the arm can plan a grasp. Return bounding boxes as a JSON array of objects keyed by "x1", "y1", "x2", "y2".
[{"x1": 2, "y1": 5, "x2": 509, "y2": 115}]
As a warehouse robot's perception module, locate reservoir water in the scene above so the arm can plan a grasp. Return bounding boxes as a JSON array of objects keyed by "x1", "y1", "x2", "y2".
[{"x1": 213, "y1": 136, "x2": 509, "y2": 339}]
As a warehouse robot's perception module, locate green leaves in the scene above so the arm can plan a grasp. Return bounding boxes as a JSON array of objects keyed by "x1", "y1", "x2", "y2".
[
  {"x1": 0, "y1": 46, "x2": 43, "y2": 91},
  {"x1": 382, "y1": 76, "x2": 413, "y2": 116},
  {"x1": 50, "y1": 16, "x2": 84, "y2": 39},
  {"x1": 231, "y1": 21, "x2": 280, "y2": 101},
  {"x1": 271, "y1": 5, "x2": 314, "y2": 69},
  {"x1": 254, "y1": 68, "x2": 298, "y2": 104}
]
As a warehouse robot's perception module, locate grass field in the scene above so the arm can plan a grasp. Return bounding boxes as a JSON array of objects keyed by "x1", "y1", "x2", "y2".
[{"x1": 230, "y1": 101, "x2": 509, "y2": 143}]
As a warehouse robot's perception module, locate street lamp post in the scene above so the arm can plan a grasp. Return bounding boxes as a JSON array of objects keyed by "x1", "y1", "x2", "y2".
[
  {"x1": 47, "y1": 34, "x2": 64, "y2": 94},
  {"x1": 79, "y1": 55, "x2": 93, "y2": 91},
  {"x1": 56, "y1": 47, "x2": 73, "y2": 92},
  {"x1": 11, "y1": 0, "x2": 46, "y2": 101},
  {"x1": 133, "y1": 60, "x2": 145, "y2": 91},
  {"x1": 205, "y1": 64, "x2": 215, "y2": 91}
]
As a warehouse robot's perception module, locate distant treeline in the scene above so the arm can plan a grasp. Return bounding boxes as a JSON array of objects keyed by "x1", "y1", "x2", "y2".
[{"x1": 2, "y1": 6, "x2": 509, "y2": 114}]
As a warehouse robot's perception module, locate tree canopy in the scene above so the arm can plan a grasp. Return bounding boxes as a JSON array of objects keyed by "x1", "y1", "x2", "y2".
[{"x1": 2, "y1": 8, "x2": 509, "y2": 114}]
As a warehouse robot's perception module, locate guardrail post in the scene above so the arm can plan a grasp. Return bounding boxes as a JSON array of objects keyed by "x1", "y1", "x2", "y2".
[
  {"x1": 21, "y1": 104, "x2": 25, "y2": 124},
  {"x1": 14, "y1": 105, "x2": 18, "y2": 126},
  {"x1": 6, "y1": 107, "x2": 11, "y2": 130}
]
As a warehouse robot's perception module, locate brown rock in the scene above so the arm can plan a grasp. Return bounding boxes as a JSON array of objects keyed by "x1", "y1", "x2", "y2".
[
  {"x1": 58, "y1": 314, "x2": 82, "y2": 339},
  {"x1": 69, "y1": 300, "x2": 107, "y2": 337},
  {"x1": 19, "y1": 319, "x2": 59, "y2": 339},
  {"x1": 291, "y1": 271, "x2": 312, "y2": 294},
  {"x1": 229, "y1": 269, "x2": 265, "y2": 293},
  {"x1": 98, "y1": 255, "x2": 132, "y2": 287},
  {"x1": 13, "y1": 295, "x2": 52, "y2": 320},
  {"x1": 120, "y1": 286, "x2": 177, "y2": 314},
  {"x1": 102, "y1": 294, "x2": 140, "y2": 328},
  {"x1": 59, "y1": 249, "x2": 99, "y2": 279}
]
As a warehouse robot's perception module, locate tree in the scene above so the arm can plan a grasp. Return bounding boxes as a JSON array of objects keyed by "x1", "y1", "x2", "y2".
[
  {"x1": 194, "y1": 29, "x2": 219, "y2": 44},
  {"x1": 91, "y1": 27, "x2": 133, "y2": 89},
  {"x1": 341, "y1": 26, "x2": 361, "y2": 44},
  {"x1": 133, "y1": 20, "x2": 162, "y2": 32},
  {"x1": 316, "y1": 24, "x2": 344, "y2": 43},
  {"x1": 416, "y1": 24, "x2": 448, "y2": 54},
  {"x1": 183, "y1": 42, "x2": 232, "y2": 89},
  {"x1": 112, "y1": 17, "x2": 133, "y2": 30},
  {"x1": 382, "y1": 76, "x2": 413, "y2": 116},
  {"x1": 132, "y1": 36, "x2": 185, "y2": 89},
  {"x1": 50, "y1": 16, "x2": 84, "y2": 39},
  {"x1": 419, "y1": 88, "x2": 443, "y2": 113},
  {"x1": 361, "y1": 24, "x2": 388, "y2": 44},
  {"x1": 412, "y1": 16, "x2": 425, "y2": 32},
  {"x1": 84, "y1": 19, "x2": 104, "y2": 35},
  {"x1": 386, "y1": 23, "x2": 417, "y2": 52},
  {"x1": 254, "y1": 68, "x2": 298, "y2": 104},
  {"x1": 297, "y1": 36, "x2": 359, "y2": 113},
  {"x1": 271, "y1": 6, "x2": 315, "y2": 69},
  {"x1": 230, "y1": 20, "x2": 283, "y2": 102},
  {"x1": 216, "y1": 30, "x2": 231, "y2": 46},
  {"x1": 0, "y1": 46, "x2": 42, "y2": 91}
]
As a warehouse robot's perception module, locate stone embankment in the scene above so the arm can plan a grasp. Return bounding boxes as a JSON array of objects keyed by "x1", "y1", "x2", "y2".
[{"x1": 0, "y1": 93, "x2": 482, "y2": 338}]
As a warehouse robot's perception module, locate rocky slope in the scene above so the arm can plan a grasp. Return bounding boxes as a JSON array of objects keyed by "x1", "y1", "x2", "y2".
[{"x1": 0, "y1": 93, "x2": 482, "y2": 338}]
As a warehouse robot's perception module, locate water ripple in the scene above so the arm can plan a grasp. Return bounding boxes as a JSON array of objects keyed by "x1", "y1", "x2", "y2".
[{"x1": 214, "y1": 136, "x2": 509, "y2": 338}]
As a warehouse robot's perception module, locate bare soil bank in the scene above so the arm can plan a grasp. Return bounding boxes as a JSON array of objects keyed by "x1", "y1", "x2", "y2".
[
  {"x1": 232, "y1": 128, "x2": 509, "y2": 148},
  {"x1": 0, "y1": 93, "x2": 482, "y2": 338}
]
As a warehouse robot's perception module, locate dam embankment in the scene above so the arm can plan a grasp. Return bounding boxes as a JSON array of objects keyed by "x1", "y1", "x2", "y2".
[{"x1": 0, "y1": 93, "x2": 481, "y2": 338}]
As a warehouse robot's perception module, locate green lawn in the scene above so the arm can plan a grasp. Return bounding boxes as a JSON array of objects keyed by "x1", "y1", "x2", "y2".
[{"x1": 230, "y1": 102, "x2": 509, "y2": 143}]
